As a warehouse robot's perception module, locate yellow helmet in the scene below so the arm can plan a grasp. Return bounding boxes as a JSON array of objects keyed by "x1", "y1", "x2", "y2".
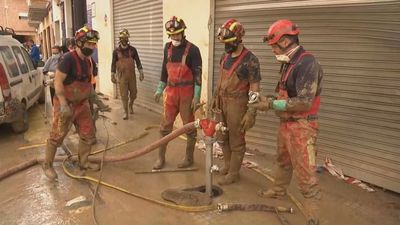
[{"x1": 165, "y1": 16, "x2": 186, "y2": 35}]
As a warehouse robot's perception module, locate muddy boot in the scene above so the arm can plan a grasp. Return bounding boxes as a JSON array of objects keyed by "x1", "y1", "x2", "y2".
[
  {"x1": 42, "y1": 141, "x2": 58, "y2": 180},
  {"x1": 78, "y1": 140, "x2": 100, "y2": 171},
  {"x1": 177, "y1": 135, "x2": 196, "y2": 168},
  {"x1": 219, "y1": 141, "x2": 231, "y2": 175},
  {"x1": 153, "y1": 145, "x2": 167, "y2": 170},
  {"x1": 218, "y1": 151, "x2": 244, "y2": 185},
  {"x1": 122, "y1": 99, "x2": 129, "y2": 120},
  {"x1": 129, "y1": 101, "x2": 134, "y2": 114},
  {"x1": 258, "y1": 165, "x2": 292, "y2": 198},
  {"x1": 304, "y1": 197, "x2": 321, "y2": 225}
]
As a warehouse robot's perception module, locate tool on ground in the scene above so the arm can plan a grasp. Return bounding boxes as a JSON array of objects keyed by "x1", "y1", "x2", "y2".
[{"x1": 135, "y1": 167, "x2": 198, "y2": 174}]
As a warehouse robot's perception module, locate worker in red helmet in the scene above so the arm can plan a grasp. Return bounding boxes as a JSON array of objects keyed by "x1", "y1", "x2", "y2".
[
  {"x1": 249, "y1": 19, "x2": 323, "y2": 225},
  {"x1": 212, "y1": 18, "x2": 261, "y2": 185},
  {"x1": 42, "y1": 26, "x2": 102, "y2": 180},
  {"x1": 153, "y1": 16, "x2": 202, "y2": 170},
  {"x1": 111, "y1": 28, "x2": 144, "y2": 120}
]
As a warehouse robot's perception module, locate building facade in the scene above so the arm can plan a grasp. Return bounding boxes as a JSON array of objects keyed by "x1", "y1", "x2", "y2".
[{"x1": 33, "y1": 0, "x2": 400, "y2": 193}]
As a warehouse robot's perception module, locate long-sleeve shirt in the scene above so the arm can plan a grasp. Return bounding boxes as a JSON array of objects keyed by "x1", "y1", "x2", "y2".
[
  {"x1": 281, "y1": 46, "x2": 323, "y2": 112},
  {"x1": 111, "y1": 45, "x2": 143, "y2": 73},
  {"x1": 43, "y1": 55, "x2": 61, "y2": 73},
  {"x1": 160, "y1": 39, "x2": 202, "y2": 85}
]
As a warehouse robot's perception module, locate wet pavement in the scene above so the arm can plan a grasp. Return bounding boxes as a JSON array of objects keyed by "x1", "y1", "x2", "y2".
[{"x1": 0, "y1": 93, "x2": 399, "y2": 225}]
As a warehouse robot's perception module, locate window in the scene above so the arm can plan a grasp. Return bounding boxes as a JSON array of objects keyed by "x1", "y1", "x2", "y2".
[
  {"x1": 21, "y1": 47, "x2": 35, "y2": 71},
  {"x1": 0, "y1": 46, "x2": 20, "y2": 77},
  {"x1": 12, "y1": 46, "x2": 29, "y2": 74}
]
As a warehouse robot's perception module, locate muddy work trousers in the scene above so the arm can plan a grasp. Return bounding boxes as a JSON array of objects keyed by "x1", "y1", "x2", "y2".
[
  {"x1": 276, "y1": 119, "x2": 320, "y2": 197},
  {"x1": 160, "y1": 85, "x2": 194, "y2": 135},
  {"x1": 49, "y1": 97, "x2": 95, "y2": 146},
  {"x1": 119, "y1": 71, "x2": 137, "y2": 113},
  {"x1": 217, "y1": 96, "x2": 248, "y2": 169}
]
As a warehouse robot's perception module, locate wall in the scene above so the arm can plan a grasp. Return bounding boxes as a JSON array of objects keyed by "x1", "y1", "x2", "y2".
[
  {"x1": 0, "y1": 0, "x2": 36, "y2": 36},
  {"x1": 89, "y1": 0, "x2": 114, "y2": 94}
]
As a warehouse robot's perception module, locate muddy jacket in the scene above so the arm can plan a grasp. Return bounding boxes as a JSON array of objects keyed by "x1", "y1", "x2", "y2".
[
  {"x1": 111, "y1": 45, "x2": 143, "y2": 73},
  {"x1": 275, "y1": 46, "x2": 323, "y2": 119}
]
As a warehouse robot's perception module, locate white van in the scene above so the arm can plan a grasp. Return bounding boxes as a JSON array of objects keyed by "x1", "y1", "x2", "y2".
[{"x1": 0, "y1": 28, "x2": 44, "y2": 133}]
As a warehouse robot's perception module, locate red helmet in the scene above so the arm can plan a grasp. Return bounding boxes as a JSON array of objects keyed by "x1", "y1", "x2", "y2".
[
  {"x1": 75, "y1": 26, "x2": 100, "y2": 44},
  {"x1": 165, "y1": 16, "x2": 186, "y2": 35},
  {"x1": 217, "y1": 18, "x2": 245, "y2": 43},
  {"x1": 263, "y1": 19, "x2": 299, "y2": 45}
]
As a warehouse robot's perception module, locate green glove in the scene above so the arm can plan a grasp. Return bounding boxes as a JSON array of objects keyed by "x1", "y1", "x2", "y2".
[
  {"x1": 194, "y1": 84, "x2": 201, "y2": 100},
  {"x1": 272, "y1": 100, "x2": 287, "y2": 111},
  {"x1": 191, "y1": 84, "x2": 201, "y2": 114},
  {"x1": 154, "y1": 81, "x2": 166, "y2": 103}
]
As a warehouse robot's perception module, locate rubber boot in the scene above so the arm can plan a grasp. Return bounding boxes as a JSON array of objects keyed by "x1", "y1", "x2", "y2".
[
  {"x1": 177, "y1": 135, "x2": 196, "y2": 168},
  {"x1": 219, "y1": 141, "x2": 231, "y2": 175},
  {"x1": 304, "y1": 197, "x2": 320, "y2": 225},
  {"x1": 78, "y1": 140, "x2": 100, "y2": 171},
  {"x1": 218, "y1": 151, "x2": 244, "y2": 185},
  {"x1": 129, "y1": 101, "x2": 134, "y2": 114},
  {"x1": 122, "y1": 99, "x2": 129, "y2": 120},
  {"x1": 42, "y1": 141, "x2": 58, "y2": 180},
  {"x1": 153, "y1": 145, "x2": 167, "y2": 170},
  {"x1": 258, "y1": 165, "x2": 293, "y2": 198}
]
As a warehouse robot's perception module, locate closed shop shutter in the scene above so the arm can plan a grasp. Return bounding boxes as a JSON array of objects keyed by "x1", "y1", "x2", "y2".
[
  {"x1": 113, "y1": 0, "x2": 163, "y2": 113},
  {"x1": 213, "y1": 0, "x2": 400, "y2": 192}
]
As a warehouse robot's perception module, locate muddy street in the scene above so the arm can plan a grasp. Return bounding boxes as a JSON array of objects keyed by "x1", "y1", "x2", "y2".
[{"x1": 0, "y1": 100, "x2": 399, "y2": 225}]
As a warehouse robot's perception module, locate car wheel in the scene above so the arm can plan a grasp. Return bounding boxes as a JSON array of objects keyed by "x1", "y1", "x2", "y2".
[{"x1": 11, "y1": 102, "x2": 29, "y2": 133}]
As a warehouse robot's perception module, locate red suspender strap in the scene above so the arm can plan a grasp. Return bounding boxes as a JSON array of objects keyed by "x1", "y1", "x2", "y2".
[
  {"x1": 183, "y1": 42, "x2": 191, "y2": 57},
  {"x1": 222, "y1": 48, "x2": 249, "y2": 76},
  {"x1": 71, "y1": 51, "x2": 82, "y2": 76},
  {"x1": 282, "y1": 52, "x2": 312, "y2": 82}
]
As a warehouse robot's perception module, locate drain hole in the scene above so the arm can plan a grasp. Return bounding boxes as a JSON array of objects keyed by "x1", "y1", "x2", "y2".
[{"x1": 183, "y1": 185, "x2": 223, "y2": 198}]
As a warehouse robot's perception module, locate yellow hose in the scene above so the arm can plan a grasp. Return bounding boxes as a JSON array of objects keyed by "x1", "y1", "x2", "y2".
[{"x1": 62, "y1": 159, "x2": 216, "y2": 212}]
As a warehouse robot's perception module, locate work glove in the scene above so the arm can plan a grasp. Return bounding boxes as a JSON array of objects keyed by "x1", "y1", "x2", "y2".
[
  {"x1": 44, "y1": 78, "x2": 54, "y2": 87},
  {"x1": 154, "y1": 81, "x2": 166, "y2": 103},
  {"x1": 247, "y1": 95, "x2": 275, "y2": 111},
  {"x1": 139, "y1": 69, "x2": 144, "y2": 82},
  {"x1": 111, "y1": 72, "x2": 117, "y2": 84},
  {"x1": 240, "y1": 108, "x2": 256, "y2": 133},
  {"x1": 191, "y1": 84, "x2": 201, "y2": 114}
]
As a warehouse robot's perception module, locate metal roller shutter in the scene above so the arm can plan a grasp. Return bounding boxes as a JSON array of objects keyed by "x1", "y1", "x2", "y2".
[
  {"x1": 113, "y1": 0, "x2": 163, "y2": 113},
  {"x1": 213, "y1": 0, "x2": 400, "y2": 192}
]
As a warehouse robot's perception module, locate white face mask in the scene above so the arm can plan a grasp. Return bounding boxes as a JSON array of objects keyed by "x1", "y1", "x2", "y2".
[
  {"x1": 275, "y1": 46, "x2": 300, "y2": 63},
  {"x1": 171, "y1": 39, "x2": 181, "y2": 47},
  {"x1": 52, "y1": 53, "x2": 61, "y2": 58}
]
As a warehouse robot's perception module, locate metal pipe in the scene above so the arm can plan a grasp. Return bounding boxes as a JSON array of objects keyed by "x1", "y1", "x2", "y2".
[
  {"x1": 217, "y1": 203, "x2": 294, "y2": 214},
  {"x1": 204, "y1": 136, "x2": 215, "y2": 197}
]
